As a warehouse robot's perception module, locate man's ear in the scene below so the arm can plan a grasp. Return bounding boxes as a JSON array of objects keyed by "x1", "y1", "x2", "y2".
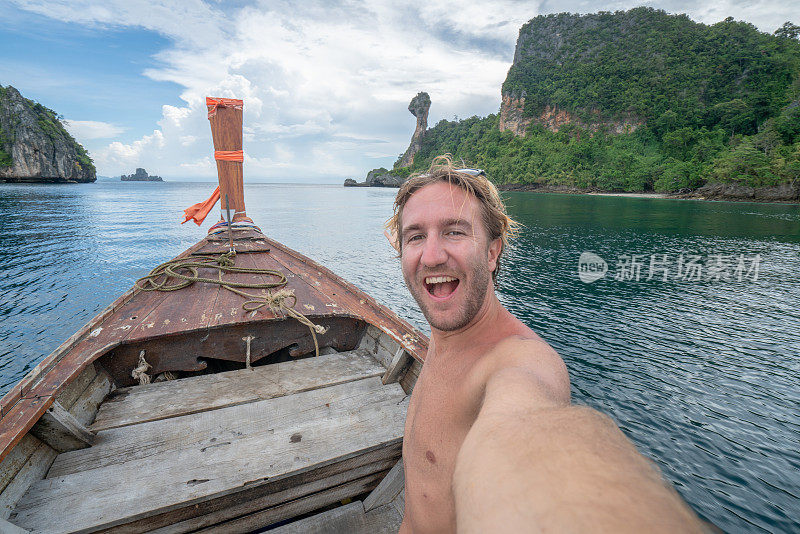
[
  {"x1": 487, "y1": 238, "x2": 501, "y2": 273},
  {"x1": 385, "y1": 229, "x2": 400, "y2": 253}
]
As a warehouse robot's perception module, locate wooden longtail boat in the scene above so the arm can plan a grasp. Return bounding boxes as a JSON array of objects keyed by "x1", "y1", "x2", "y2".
[{"x1": 0, "y1": 98, "x2": 423, "y2": 533}]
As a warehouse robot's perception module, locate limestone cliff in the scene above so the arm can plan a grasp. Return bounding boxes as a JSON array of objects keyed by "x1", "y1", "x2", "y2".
[
  {"x1": 395, "y1": 92, "x2": 431, "y2": 168},
  {"x1": 499, "y1": 92, "x2": 642, "y2": 137},
  {"x1": 0, "y1": 85, "x2": 96, "y2": 183}
]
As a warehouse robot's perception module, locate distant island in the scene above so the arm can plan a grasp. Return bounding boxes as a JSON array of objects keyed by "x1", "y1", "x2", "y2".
[
  {"x1": 0, "y1": 85, "x2": 96, "y2": 183},
  {"x1": 350, "y1": 9, "x2": 800, "y2": 202},
  {"x1": 121, "y1": 168, "x2": 163, "y2": 182}
]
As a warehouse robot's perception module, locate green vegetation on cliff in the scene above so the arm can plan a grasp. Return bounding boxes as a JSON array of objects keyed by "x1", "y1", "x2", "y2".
[
  {"x1": 0, "y1": 85, "x2": 96, "y2": 181},
  {"x1": 404, "y1": 9, "x2": 800, "y2": 192}
]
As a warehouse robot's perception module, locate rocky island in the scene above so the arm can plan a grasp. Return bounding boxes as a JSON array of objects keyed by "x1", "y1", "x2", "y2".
[
  {"x1": 344, "y1": 92, "x2": 429, "y2": 188},
  {"x1": 121, "y1": 168, "x2": 163, "y2": 182},
  {"x1": 349, "y1": 10, "x2": 800, "y2": 202},
  {"x1": 0, "y1": 85, "x2": 96, "y2": 183}
]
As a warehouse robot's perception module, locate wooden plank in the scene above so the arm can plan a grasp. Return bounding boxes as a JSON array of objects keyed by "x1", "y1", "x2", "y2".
[
  {"x1": 14, "y1": 379, "x2": 408, "y2": 533},
  {"x1": 53, "y1": 364, "x2": 97, "y2": 411},
  {"x1": 0, "y1": 441, "x2": 56, "y2": 519},
  {"x1": 382, "y1": 348, "x2": 412, "y2": 385},
  {"x1": 89, "y1": 349, "x2": 383, "y2": 432},
  {"x1": 252, "y1": 251, "x2": 339, "y2": 321},
  {"x1": 68, "y1": 369, "x2": 113, "y2": 427},
  {"x1": 147, "y1": 457, "x2": 395, "y2": 534},
  {"x1": 363, "y1": 499, "x2": 405, "y2": 533},
  {"x1": 104, "y1": 443, "x2": 401, "y2": 534},
  {"x1": 126, "y1": 263, "x2": 224, "y2": 340},
  {"x1": 364, "y1": 459, "x2": 404, "y2": 512},
  {"x1": 400, "y1": 358, "x2": 422, "y2": 394},
  {"x1": 52, "y1": 376, "x2": 397, "y2": 478},
  {"x1": 205, "y1": 252, "x2": 302, "y2": 329},
  {"x1": 29, "y1": 402, "x2": 95, "y2": 453},
  {"x1": 0, "y1": 517, "x2": 30, "y2": 533},
  {"x1": 269, "y1": 500, "x2": 366, "y2": 534},
  {"x1": 197, "y1": 473, "x2": 384, "y2": 534},
  {"x1": 392, "y1": 487, "x2": 405, "y2": 516},
  {"x1": 0, "y1": 436, "x2": 40, "y2": 495}
]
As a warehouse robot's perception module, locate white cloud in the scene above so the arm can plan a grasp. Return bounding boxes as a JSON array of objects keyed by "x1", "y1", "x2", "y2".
[
  {"x1": 63, "y1": 119, "x2": 125, "y2": 139},
  {"x1": 12, "y1": 0, "x2": 799, "y2": 181}
]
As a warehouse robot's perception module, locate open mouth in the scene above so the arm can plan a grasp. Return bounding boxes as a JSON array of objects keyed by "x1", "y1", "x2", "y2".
[{"x1": 424, "y1": 275, "x2": 460, "y2": 299}]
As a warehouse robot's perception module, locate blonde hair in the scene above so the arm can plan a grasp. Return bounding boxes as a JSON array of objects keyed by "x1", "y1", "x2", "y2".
[{"x1": 386, "y1": 155, "x2": 520, "y2": 282}]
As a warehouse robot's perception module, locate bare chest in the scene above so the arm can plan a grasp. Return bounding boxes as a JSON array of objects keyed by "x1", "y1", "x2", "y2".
[{"x1": 402, "y1": 360, "x2": 482, "y2": 532}]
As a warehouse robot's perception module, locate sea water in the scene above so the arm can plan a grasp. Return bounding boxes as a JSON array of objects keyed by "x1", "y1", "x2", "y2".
[{"x1": 1, "y1": 181, "x2": 798, "y2": 532}]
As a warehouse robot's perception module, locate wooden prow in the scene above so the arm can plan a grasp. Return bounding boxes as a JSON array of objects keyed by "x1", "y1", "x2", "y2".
[{"x1": 206, "y1": 97, "x2": 253, "y2": 229}]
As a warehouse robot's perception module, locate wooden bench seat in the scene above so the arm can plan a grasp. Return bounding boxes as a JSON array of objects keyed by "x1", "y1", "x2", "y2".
[
  {"x1": 91, "y1": 348, "x2": 385, "y2": 431},
  {"x1": 10, "y1": 352, "x2": 407, "y2": 533}
]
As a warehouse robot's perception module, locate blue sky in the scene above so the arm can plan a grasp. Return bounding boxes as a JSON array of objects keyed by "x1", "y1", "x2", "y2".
[{"x1": 1, "y1": 1, "x2": 797, "y2": 182}]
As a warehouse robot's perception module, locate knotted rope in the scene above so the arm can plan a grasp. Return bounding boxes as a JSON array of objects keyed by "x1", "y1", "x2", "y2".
[
  {"x1": 132, "y1": 350, "x2": 152, "y2": 385},
  {"x1": 136, "y1": 251, "x2": 327, "y2": 357}
]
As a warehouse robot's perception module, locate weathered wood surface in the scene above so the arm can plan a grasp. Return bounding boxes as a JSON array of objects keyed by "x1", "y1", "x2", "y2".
[
  {"x1": 0, "y1": 229, "x2": 428, "y2": 464},
  {"x1": 0, "y1": 364, "x2": 107, "y2": 520},
  {"x1": 103, "y1": 444, "x2": 401, "y2": 534},
  {"x1": 66, "y1": 370, "x2": 113, "y2": 428},
  {"x1": 273, "y1": 493, "x2": 404, "y2": 534},
  {"x1": 363, "y1": 500, "x2": 405, "y2": 533},
  {"x1": 270, "y1": 500, "x2": 367, "y2": 534},
  {"x1": 14, "y1": 378, "x2": 408, "y2": 532},
  {"x1": 0, "y1": 437, "x2": 56, "y2": 520},
  {"x1": 196, "y1": 472, "x2": 385, "y2": 534},
  {"x1": 382, "y1": 348, "x2": 412, "y2": 385},
  {"x1": 364, "y1": 459, "x2": 404, "y2": 512},
  {"x1": 0, "y1": 436, "x2": 40, "y2": 497},
  {"x1": 29, "y1": 402, "x2": 95, "y2": 453},
  {"x1": 51, "y1": 376, "x2": 402, "y2": 478},
  {"x1": 90, "y1": 349, "x2": 383, "y2": 432},
  {"x1": 52, "y1": 364, "x2": 97, "y2": 411},
  {"x1": 0, "y1": 517, "x2": 29, "y2": 533},
  {"x1": 147, "y1": 457, "x2": 396, "y2": 534}
]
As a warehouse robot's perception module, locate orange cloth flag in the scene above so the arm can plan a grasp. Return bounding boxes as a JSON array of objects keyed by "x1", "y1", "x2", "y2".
[{"x1": 182, "y1": 186, "x2": 220, "y2": 226}]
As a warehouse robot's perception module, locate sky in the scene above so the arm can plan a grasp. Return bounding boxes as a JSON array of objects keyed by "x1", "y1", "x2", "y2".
[{"x1": 1, "y1": 1, "x2": 798, "y2": 182}]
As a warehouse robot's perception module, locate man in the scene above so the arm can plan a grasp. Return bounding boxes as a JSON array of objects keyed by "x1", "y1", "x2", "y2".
[{"x1": 388, "y1": 157, "x2": 704, "y2": 533}]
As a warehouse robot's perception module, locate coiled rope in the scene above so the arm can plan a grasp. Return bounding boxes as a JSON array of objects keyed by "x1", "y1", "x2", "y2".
[{"x1": 136, "y1": 251, "x2": 327, "y2": 357}]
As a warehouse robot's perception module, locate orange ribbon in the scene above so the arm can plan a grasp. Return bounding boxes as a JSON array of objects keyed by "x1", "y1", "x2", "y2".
[
  {"x1": 214, "y1": 150, "x2": 244, "y2": 162},
  {"x1": 206, "y1": 97, "x2": 243, "y2": 119},
  {"x1": 181, "y1": 186, "x2": 220, "y2": 226}
]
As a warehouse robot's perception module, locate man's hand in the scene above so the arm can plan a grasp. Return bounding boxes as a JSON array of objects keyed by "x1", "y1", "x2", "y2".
[{"x1": 453, "y1": 365, "x2": 705, "y2": 533}]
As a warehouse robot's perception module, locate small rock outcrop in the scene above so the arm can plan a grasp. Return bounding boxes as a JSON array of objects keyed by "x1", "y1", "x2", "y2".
[
  {"x1": 121, "y1": 168, "x2": 163, "y2": 182},
  {"x1": 396, "y1": 92, "x2": 431, "y2": 168},
  {"x1": 343, "y1": 167, "x2": 404, "y2": 188},
  {"x1": 682, "y1": 182, "x2": 800, "y2": 202},
  {"x1": 0, "y1": 85, "x2": 96, "y2": 183}
]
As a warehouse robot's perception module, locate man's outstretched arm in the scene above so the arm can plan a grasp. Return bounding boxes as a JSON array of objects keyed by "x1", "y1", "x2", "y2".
[{"x1": 452, "y1": 366, "x2": 705, "y2": 533}]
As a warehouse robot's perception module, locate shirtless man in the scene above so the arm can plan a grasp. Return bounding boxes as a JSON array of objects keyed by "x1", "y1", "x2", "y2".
[{"x1": 388, "y1": 157, "x2": 704, "y2": 533}]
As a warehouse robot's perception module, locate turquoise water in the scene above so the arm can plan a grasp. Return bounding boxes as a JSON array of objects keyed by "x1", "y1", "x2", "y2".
[{"x1": 1, "y1": 182, "x2": 798, "y2": 532}]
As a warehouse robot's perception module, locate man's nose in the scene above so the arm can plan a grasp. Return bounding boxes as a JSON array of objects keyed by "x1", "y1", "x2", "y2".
[{"x1": 420, "y1": 234, "x2": 447, "y2": 267}]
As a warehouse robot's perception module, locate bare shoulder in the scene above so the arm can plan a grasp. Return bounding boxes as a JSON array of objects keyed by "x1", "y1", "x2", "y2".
[{"x1": 479, "y1": 335, "x2": 571, "y2": 415}]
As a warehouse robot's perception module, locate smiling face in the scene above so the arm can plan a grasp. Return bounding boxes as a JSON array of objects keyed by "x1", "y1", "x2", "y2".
[{"x1": 400, "y1": 181, "x2": 501, "y2": 332}]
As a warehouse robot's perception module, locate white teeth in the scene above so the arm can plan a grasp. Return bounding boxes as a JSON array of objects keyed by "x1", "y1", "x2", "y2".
[{"x1": 425, "y1": 276, "x2": 457, "y2": 284}]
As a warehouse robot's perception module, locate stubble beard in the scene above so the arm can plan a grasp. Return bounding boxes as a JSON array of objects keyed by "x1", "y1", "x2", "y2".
[{"x1": 404, "y1": 259, "x2": 492, "y2": 332}]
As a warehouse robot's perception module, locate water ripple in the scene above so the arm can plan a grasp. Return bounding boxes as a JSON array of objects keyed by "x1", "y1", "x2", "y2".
[{"x1": 0, "y1": 184, "x2": 798, "y2": 532}]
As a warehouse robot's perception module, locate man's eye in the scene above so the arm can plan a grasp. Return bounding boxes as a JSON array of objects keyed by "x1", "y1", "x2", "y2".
[
  {"x1": 407, "y1": 234, "x2": 423, "y2": 242},
  {"x1": 446, "y1": 230, "x2": 465, "y2": 236}
]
